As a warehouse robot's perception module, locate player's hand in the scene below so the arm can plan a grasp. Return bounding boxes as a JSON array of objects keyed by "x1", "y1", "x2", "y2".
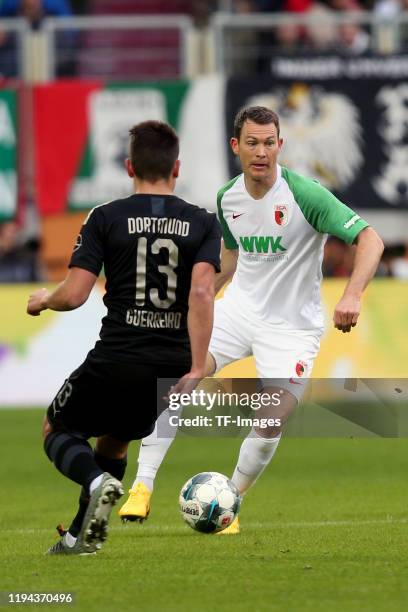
[
  {"x1": 27, "y1": 288, "x2": 50, "y2": 316},
  {"x1": 333, "y1": 295, "x2": 361, "y2": 333},
  {"x1": 165, "y1": 370, "x2": 204, "y2": 401}
]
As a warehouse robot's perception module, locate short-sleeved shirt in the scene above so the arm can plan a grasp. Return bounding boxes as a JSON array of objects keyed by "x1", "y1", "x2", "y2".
[
  {"x1": 69, "y1": 194, "x2": 221, "y2": 365},
  {"x1": 217, "y1": 165, "x2": 369, "y2": 333}
]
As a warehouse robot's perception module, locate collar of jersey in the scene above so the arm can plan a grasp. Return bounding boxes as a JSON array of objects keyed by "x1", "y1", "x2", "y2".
[{"x1": 240, "y1": 164, "x2": 282, "y2": 202}]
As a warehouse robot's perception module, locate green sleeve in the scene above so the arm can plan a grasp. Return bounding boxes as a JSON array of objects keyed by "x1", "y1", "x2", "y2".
[
  {"x1": 216, "y1": 177, "x2": 240, "y2": 250},
  {"x1": 282, "y1": 167, "x2": 369, "y2": 244}
]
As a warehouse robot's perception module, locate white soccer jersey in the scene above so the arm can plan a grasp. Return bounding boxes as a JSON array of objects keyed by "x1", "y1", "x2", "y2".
[{"x1": 217, "y1": 165, "x2": 368, "y2": 333}]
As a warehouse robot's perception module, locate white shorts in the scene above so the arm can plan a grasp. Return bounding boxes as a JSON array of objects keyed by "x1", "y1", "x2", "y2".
[{"x1": 209, "y1": 297, "x2": 321, "y2": 401}]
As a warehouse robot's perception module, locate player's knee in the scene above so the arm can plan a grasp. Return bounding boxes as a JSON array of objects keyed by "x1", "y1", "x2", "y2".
[
  {"x1": 254, "y1": 424, "x2": 282, "y2": 438},
  {"x1": 206, "y1": 352, "x2": 216, "y2": 376},
  {"x1": 95, "y1": 435, "x2": 128, "y2": 459}
]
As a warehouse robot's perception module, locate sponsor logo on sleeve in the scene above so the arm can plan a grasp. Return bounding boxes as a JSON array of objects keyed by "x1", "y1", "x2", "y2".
[{"x1": 343, "y1": 214, "x2": 360, "y2": 229}]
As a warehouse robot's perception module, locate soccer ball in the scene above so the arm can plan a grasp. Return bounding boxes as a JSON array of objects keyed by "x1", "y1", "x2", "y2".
[{"x1": 179, "y1": 471, "x2": 241, "y2": 533}]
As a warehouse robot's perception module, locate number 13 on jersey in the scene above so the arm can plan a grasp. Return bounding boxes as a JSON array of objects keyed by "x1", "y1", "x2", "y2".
[{"x1": 135, "y1": 237, "x2": 179, "y2": 310}]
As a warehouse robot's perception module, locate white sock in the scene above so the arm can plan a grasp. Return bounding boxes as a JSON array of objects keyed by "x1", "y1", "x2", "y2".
[
  {"x1": 89, "y1": 474, "x2": 103, "y2": 494},
  {"x1": 231, "y1": 430, "x2": 282, "y2": 495},
  {"x1": 132, "y1": 407, "x2": 178, "y2": 491},
  {"x1": 64, "y1": 531, "x2": 77, "y2": 547}
]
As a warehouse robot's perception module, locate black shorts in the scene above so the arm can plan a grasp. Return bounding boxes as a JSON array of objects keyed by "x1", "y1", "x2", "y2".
[{"x1": 47, "y1": 353, "x2": 189, "y2": 442}]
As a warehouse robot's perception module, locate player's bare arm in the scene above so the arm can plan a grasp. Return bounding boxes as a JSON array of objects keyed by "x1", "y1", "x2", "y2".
[
  {"x1": 170, "y1": 262, "x2": 215, "y2": 396},
  {"x1": 188, "y1": 261, "x2": 216, "y2": 375},
  {"x1": 333, "y1": 227, "x2": 384, "y2": 333},
  {"x1": 215, "y1": 242, "x2": 238, "y2": 295},
  {"x1": 27, "y1": 267, "x2": 97, "y2": 316}
]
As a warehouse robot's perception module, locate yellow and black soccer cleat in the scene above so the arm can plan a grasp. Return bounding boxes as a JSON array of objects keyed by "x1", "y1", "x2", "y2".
[{"x1": 118, "y1": 482, "x2": 151, "y2": 523}]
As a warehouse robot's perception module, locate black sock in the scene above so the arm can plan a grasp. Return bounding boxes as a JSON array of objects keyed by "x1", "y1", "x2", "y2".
[
  {"x1": 44, "y1": 431, "x2": 103, "y2": 493},
  {"x1": 68, "y1": 488, "x2": 90, "y2": 538},
  {"x1": 93, "y1": 452, "x2": 128, "y2": 481},
  {"x1": 68, "y1": 452, "x2": 128, "y2": 537}
]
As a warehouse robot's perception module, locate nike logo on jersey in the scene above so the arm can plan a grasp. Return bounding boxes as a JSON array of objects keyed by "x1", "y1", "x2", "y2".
[{"x1": 232, "y1": 212, "x2": 245, "y2": 220}]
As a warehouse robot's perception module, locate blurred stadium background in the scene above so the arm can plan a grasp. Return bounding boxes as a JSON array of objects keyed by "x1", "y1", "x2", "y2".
[{"x1": 0, "y1": 0, "x2": 407, "y2": 407}]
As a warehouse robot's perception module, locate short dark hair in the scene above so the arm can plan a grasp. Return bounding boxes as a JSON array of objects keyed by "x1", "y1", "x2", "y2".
[
  {"x1": 129, "y1": 120, "x2": 179, "y2": 181},
  {"x1": 234, "y1": 106, "x2": 280, "y2": 141}
]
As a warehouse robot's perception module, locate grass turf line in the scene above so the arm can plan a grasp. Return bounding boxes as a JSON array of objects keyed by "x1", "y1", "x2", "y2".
[{"x1": 1, "y1": 409, "x2": 408, "y2": 612}]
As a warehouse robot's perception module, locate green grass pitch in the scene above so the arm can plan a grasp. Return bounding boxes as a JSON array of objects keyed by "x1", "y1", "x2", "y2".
[{"x1": 1, "y1": 408, "x2": 408, "y2": 612}]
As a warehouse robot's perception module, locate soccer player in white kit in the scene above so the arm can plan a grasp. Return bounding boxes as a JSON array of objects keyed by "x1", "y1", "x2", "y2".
[{"x1": 119, "y1": 106, "x2": 384, "y2": 532}]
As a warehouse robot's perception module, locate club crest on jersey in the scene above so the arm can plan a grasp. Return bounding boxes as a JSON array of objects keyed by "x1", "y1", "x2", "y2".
[
  {"x1": 274, "y1": 205, "x2": 288, "y2": 226},
  {"x1": 295, "y1": 360, "x2": 307, "y2": 377}
]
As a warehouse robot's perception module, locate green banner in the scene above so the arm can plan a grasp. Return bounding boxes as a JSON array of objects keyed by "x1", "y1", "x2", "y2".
[
  {"x1": 0, "y1": 90, "x2": 17, "y2": 221},
  {"x1": 68, "y1": 81, "x2": 190, "y2": 211}
]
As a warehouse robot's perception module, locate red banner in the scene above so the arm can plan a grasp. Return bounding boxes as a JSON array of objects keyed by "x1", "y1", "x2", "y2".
[{"x1": 33, "y1": 80, "x2": 102, "y2": 215}]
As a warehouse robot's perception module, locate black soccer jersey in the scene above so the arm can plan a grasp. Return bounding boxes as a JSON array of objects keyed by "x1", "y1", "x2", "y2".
[{"x1": 69, "y1": 194, "x2": 221, "y2": 365}]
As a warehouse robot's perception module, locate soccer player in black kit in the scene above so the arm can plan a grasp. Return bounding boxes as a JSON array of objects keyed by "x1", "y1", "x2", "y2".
[{"x1": 27, "y1": 120, "x2": 221, "y2": 555}]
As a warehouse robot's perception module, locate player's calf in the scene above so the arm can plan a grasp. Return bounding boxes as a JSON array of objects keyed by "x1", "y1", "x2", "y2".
[{"x1": 44, "y1": 429, "x2": 104, "y2": 491}]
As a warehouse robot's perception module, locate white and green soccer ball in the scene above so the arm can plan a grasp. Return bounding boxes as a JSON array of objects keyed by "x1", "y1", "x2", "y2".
[{"x1": 179, "y1": 472, "x2": 241, "y2": 534}]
